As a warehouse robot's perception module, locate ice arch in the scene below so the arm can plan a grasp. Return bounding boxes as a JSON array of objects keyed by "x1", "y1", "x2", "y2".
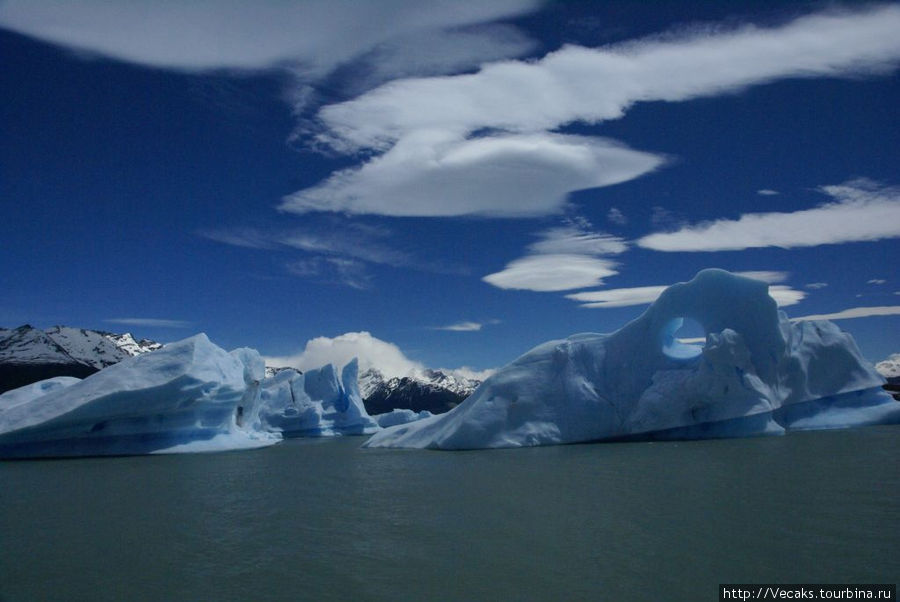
[
  {"x1": 660, "y1": 317, "x2": 705, "y2": 360},
  {"x1": 365, "y1": 269, "x2": 900, "y2": 449}
]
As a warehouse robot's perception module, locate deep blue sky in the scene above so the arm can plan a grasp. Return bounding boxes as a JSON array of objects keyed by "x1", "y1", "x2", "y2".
[{"x1": 1, "y1": 1, "x2": 898, "y2": 375}]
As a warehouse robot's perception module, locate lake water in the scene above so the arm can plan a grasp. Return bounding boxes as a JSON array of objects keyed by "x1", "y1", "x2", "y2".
[{"x1": 1, "y1": 426, "x2": 898, "y2": 601}]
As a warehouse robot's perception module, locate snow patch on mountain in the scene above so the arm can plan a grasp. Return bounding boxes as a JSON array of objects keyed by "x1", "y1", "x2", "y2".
[{"x1": 875, "y1": 353, "x2": 900, "y2": 380}]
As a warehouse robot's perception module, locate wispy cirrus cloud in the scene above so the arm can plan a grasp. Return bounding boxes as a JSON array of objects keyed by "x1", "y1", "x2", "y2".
[
  {"x1": 201, "y1": 222, "x2": 464, "y2": 288},
  {"x1": 790, "y1": 306, "x2": 900, "y2": 321},
  {"x1": 105, "y1": 318, "x2": 193, "y2": 329},
  {"x1": 286, "y1": 257, "x2": 372, "y2": 290},
  {"x1": 638, "y1": 180, "x2": 900, "y2": 252}
]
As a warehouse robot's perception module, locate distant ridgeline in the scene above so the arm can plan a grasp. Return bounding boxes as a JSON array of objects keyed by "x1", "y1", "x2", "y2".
[
  {"x1": 0, "y1": 325, "x2": 481, "y2": 411},
  {"x1": 0, "y1": 325, "x2": 161, "y2": 394}
]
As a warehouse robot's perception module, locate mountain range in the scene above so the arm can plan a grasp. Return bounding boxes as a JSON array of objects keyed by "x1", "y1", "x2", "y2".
[
  {"x1": 0, "y1": 325, "x2": 482, "y2": 411},
  {"x1": 358, "y1": 367, "x2": 481, "y2": 415},
  {"x1": 0, "y1": 325, "x2": 160, "y2": 394}
]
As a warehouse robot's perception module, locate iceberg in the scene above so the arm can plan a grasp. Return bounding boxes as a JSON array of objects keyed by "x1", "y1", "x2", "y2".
[
  {"x1": 365, "y1": 269, "x2": 900, "y2": 449},
  {"x1": 372, "y1": 408, "x2": 434, "y2": 428},
  {"x1": 258, "y1": 359, "x2": 379, "y2": 437},
  {"x1": 0, "y1": 334, "x2": 280, "y2": 458}
]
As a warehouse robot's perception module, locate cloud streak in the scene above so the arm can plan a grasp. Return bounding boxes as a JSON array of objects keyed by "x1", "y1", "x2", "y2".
[
  {"x1": 638, "y1": 180, "x2": 900, "y2": 252},
  {"x1": 432, "y1": 321, "x2": 491, "y2": 332},
  {"x1": 314, "y1": 5, "x2": 900, "y2": 151},
  {"x1": 567, "y1": 273, "x2": 805, "y2": 308},
  {"x1": 791, "y1": 306, "x2": 900, "y2": 321},
  {"x1": 105, "y1": 318, "x2": 193, "y2": 329}
]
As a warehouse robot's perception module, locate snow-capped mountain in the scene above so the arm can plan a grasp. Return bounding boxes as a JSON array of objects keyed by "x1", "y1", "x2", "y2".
[
  {"x1": 0, "y1": 325, "x2": 162, "y2": 393},
  {"x1": 105, "y1": 332, "x2": 162, "y2": 357},
  {"x1": 875, "y1": 353, "x2": 900, "y2": 381},
  {"x1": 358, "y1": 367, "x2": 483, "y2": 415}
]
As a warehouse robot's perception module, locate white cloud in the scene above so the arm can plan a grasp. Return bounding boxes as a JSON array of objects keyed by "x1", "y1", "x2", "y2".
[
  {"x1": 482, "y1": 218, "x2": 628, "y2": 292},
  {"x1": 790, "y1": 306, "x2": 900, "y2": 321},
  {"x1": 105, "y1": 318, "x2": 192, "y2": 329},
  {"x1": 433, "y1": 321, "x2": 486, "y2": 332},
  {"x1": 345, "y1": 24, "x2": 538, "y2": 93},
  {"x1": 566, "y1": 285, "x2": 669, "y2": 308},
  {"x1": 757, "y1": 189, "x2": 780, "y2": 196},
  {"x1": 638, "y1": 180, "x2": 900, "y2": 252},
  {"x1": 286, "y1": 257, "x2": 372, "y2": 290},
  {"x1": 867, "y1": 278, "x2": 887, "y2": 285},
  {"x1": 767, "y1": 285, "x2": 806, "y2": 307},
  {"x1": 264, "y1": 331, "x2": 424, "y2": 378},
  {"x1": 733, "y1": 271, "x2": 789, "y2": 284},
  {"x1": 281, "y1": 133, "x2": 664, "y2": 217},
  {"x1": 443, "y1": 366, "x2": 496, "y2": 381},
  {"x1": 314, "y1": 5, "x2": 900, "y2": 151},
  {"x1": 528, "y1": 224, "x2": 629, "y2": 256},
  {"x1": 287, "y1": 5, "x2": 900, "y2": 219},
  {"x1": 567, "y1": 279, "x2": 805, "y2": 309},
  {"x1": 482, "y1": 254, "x2": 619, "y2": 292},
  {"x1": 607, "y1": 207, "x2": 627, "y2": 225},
  {"x1": 806, "y1": 282, "x2": 828, "y2": 290},
  {"x1": 0, "y1": 0, "x2": 541, "y2": 73}
]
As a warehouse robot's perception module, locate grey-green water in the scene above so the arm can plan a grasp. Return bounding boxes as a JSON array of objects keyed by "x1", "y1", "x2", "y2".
[{"x1": 1, "y1": 427, "x2": 898, "y2": 601}]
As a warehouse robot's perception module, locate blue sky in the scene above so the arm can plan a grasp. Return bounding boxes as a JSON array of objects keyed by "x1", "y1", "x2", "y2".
[{"x1": 1, "y1": 0, "x2": 898, "y2": 376}]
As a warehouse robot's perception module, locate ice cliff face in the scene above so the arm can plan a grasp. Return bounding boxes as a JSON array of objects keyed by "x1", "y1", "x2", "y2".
[
  {"x1": 258, "y1": 359, "x2": 379, "y2": 437},
  {"x1": 366, "y1": 269, "x2": 900, "y2": 449},
  {"x1": 0, "y1": 334, "x2": 279, "y2": 458}
]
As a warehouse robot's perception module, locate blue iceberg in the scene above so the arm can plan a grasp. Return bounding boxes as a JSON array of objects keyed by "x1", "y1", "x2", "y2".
[
  {"x1": 258, "y1": 359, "x2": 379, "y2": 437},
  {"x1": 0, "y1": 334, "x2": 280, "y2": 458},
  {"x1": 365, "y1": 269, "x2": 900, "y2": 449}
]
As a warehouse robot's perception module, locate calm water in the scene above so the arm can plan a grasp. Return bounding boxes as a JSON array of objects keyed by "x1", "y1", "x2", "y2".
[{"x1": 1, "y1": 427, "x2": 898, "y2": 601}]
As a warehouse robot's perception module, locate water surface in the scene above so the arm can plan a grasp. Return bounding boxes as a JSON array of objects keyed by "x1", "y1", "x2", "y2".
[{"x1": 2, "y1": 427, "x2": 898, "y2": 601}]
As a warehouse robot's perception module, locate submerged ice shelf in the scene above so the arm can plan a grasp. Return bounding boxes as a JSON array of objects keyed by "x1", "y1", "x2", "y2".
[{"x1": 365, "y1": 269, "x2": 900, "y2": 449}]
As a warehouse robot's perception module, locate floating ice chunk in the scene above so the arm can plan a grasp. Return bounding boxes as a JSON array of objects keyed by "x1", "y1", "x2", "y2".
[
  {"x1": 258, "y1": 358, "x2": 379, "y2": 437},
  {"x1": 0, "y1": 334, "x2": 280, "y2": 458},
  {"x1": 372, "y1": 408, "x2": 434, "y2": 428},
  {"x1": 366, "y1": 269, "x2": 900, "y2": 449}
]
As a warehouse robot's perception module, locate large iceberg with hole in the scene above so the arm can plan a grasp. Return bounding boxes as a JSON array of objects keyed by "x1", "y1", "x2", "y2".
[
  {"x1": 366, "y1": 269, "x2": 900, "y2": 449},
  {"x1": 0, "y1": 334, "x2": 280, "y2": 458},
  {"x1": 258, "y1": 359, "x2": 379, "y2": 437}
]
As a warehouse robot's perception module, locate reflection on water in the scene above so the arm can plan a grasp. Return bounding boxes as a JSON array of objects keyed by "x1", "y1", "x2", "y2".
[{"x1": 1, "y1": 427, "x2": 898, "y2": 601}]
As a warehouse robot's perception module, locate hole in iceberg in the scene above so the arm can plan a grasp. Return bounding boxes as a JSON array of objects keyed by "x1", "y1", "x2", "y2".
[{"x1": 661, "y1": 317, "x2": 705, "y2": 360}]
